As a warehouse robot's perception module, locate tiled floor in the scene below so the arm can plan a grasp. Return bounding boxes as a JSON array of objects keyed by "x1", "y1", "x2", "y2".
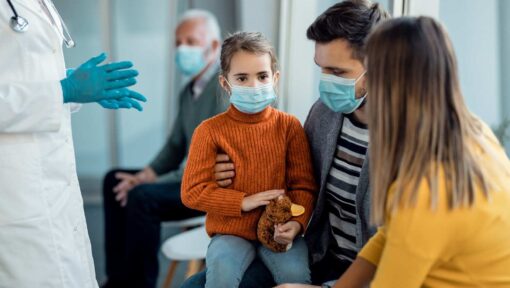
[{"x1": 84, "y1": 201, "x2": 189, "y2": 288}]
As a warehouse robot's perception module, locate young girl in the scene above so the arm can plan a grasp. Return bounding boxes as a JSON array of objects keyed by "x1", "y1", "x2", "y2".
[{"x1": 181, "y1": 32, "x2": 317, "y2": 288}]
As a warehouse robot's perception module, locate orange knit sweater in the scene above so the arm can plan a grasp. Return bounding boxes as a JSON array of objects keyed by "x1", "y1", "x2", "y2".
[{"x1": 181, "y1": 105, "x2": 317, "y2": 240}]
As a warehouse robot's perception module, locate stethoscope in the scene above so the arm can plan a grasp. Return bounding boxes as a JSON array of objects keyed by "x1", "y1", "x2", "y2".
[{"x1": 6, "y1": 0, "x2": 75, "y2": 48}]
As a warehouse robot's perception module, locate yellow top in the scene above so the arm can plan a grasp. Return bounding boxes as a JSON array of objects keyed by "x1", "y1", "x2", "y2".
[{"x1": 359, "y1": 134, "x2": 510, "y2": 287}]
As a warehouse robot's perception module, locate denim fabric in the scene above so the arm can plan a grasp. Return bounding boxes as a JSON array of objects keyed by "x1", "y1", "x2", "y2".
[{"x1": 204, "y1": 235, "x2": 310, "y2": 288}]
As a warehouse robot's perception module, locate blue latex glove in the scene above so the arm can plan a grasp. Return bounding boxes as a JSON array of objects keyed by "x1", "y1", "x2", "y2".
[
  {"x1": 97, "y1": 89, "x2": 146, "y2": 111},
  {"x1": 61, "y1": 53, "x2": 143, "y2": 104},
  {"x1": 66, "y1": 68, "x2": 146, "y2": 111}
]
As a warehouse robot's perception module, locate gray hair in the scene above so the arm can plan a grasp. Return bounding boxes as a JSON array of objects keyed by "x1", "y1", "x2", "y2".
[{"x1": 178, "y1": 9, "x2": 221, "y2": 42}]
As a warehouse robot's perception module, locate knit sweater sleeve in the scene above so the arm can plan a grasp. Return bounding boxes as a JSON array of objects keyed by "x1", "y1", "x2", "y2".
[
  {"x1": 285, "y1": 117, "x2": 317, "y2": 232},
  {"x1": 181, "y1": 122, "x2": 246, "y2": 217}
]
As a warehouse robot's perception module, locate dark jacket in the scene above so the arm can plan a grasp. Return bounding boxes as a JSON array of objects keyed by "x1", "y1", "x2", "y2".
[{"x1": 303, "y1": 100, "x2": 376, "y2": 265}]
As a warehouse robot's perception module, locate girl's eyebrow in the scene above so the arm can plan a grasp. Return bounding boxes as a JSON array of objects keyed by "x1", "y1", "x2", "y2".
[{"x1": 233, "y1": 71, "x2": 270, "y2": 76}]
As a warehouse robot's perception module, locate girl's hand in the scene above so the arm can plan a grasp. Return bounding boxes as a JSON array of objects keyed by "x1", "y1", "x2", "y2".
[
  {"x1": 241, "y1": 189, "x2": 285, "y2": 212},
  {"x1": 274, "y1": 221, "x2": 301, "y2": 245}
]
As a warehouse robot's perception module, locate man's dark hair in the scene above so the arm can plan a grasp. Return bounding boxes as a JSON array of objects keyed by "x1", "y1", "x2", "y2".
[{"x1": 307, "y1": 0, "x2": 390, "y2": 60}]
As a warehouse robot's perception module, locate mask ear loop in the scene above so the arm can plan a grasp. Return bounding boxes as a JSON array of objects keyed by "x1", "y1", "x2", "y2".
[
  {"x1": 354, "y1": 71, "x2": 367, "y2": 83},
  {"x1": 221, "y1": 76, "x2": 233, "y2": 96},
  {"x1": 354, "y1": 71, "x2": 368, "y2": 103},
  {"x1": 267, "y1": 75, "x2": 279, "y2": 108},
  {"x1": 271, "y1": 73, "x2": 280, "y2": 94}
]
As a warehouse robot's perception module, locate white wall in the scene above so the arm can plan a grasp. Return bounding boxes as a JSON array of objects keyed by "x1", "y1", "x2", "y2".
[
  {"x1": 237, "y1": 0, "x2": 280, "y2": 48},
  {"x1": 277, "y1": 0, "x2": 320, "y2": 123},
  {"x1": 55, "y1": 0, "x2": 111, "y2": 178},
  {"x1": 439, "y1": 0, "x2": 501, "y2": 127},
  {"x1": 113, "y1": 0, "x2": 174, "y2": 169},
  {"x1": 191, "y1": 0, "x2": 238, "y2": 37},
  {"x1": 500, "y1": 0, "x2": 510, "y2": 151}
]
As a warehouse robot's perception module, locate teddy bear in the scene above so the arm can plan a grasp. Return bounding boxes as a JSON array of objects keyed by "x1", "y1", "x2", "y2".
[{"x1": 257, "y1": 195, "x2": 305, "y2": 253}]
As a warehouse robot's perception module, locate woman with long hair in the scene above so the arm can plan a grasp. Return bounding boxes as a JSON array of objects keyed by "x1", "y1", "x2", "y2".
[{"x1": 330, "y1": 16, "x2": 510, "y2": 288}]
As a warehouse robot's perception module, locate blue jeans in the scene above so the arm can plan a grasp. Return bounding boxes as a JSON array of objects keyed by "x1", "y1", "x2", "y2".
[
  {"x1": 204, "y1": 235, "x2": 311, "y2": 288},
  {"x1": 180, "y1": 258, "x2": 273, "y2": 288},
  {"x1": 180, "y1": 251, "x2": 352, "y2": 288}
]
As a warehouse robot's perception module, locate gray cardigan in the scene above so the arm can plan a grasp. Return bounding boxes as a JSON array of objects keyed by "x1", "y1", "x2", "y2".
[{"x1": 303, "y1": 100, "x2": 376, "y2": 265}]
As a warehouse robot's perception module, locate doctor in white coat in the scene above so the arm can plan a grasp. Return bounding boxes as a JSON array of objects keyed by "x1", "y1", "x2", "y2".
[{"x1": 0, "y1": 0, "x2": 147, "y2": 287}]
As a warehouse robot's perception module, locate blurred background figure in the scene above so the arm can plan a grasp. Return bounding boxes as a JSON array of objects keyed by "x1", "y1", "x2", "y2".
[{"x1": 51, "y1": 0, "x2": 509, "y2": 287}]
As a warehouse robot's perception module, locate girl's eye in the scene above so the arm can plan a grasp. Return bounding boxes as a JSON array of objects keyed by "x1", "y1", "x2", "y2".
[
  {"x1": 236, "y1": 76, "x2": 247, "y2": 82},
  {"x1": 259, "y1": 74, "x2": 269, "y2": 81}
]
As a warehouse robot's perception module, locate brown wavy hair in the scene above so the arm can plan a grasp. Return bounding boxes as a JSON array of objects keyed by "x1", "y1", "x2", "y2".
[{"x1": 366, "y1": 16, "x2": 508, "y2": 225}]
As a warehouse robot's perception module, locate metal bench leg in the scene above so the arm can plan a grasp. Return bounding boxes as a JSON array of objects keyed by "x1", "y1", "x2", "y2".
[
  {"x1": 162, "y1": 261, "x2": 179, "y2": 288},
  {"x1": 185, "y1": 259, "x2": 204, "y2": 279}
]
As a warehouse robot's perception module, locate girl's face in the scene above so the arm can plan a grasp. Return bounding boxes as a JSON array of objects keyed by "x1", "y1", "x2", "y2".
[{"x1": 220, "y1": 50, "x2": 279, "y2": 92}]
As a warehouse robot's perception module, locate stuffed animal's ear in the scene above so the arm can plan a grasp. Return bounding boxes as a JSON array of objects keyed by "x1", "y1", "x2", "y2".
[{"x1": 290, "y1": 203, "x2": 305, "y2": 216}]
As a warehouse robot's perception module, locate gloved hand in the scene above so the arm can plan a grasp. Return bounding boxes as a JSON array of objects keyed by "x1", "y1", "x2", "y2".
[
  {"x1": 66, "y1": 67, "x2": 146, "y2": 111},
  {"x1": 97, "y1": 89, "x2": 146, "y2": 111},
  {"x1": 61, "y1": 53, "x2": 144, "y2": 105}
]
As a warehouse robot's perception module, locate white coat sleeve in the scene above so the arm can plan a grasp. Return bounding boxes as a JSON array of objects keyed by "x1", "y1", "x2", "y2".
[{"x1": 0, "y1": 81, "x2": 64, "y2": 133}]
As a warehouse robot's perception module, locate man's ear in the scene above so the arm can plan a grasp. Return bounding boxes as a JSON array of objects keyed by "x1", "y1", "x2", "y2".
[
  {"x1": 358, "y1": 71, "x2": 368, "y2": 99},
  {"x1": 211, "y1": 39, "x2": 220, "y2": 54},
  {"x1": 361, "y1": 72, "x2": 367, "y2": 90},
  {"x1": 205, "y1": 39, "x2": 221, "y2": 63}
]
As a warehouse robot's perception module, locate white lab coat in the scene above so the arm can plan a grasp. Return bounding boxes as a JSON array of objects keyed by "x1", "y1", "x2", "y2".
[{"x1": 0, "y1": 0, "x2": 97, "y2": 287}]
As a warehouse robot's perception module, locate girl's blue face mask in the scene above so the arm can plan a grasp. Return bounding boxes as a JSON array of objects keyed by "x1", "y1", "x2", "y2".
[
  {"x1": 319, "y1": 71, "x2": 366, "y2": 113},
  {"x1": 226, "y1": 80, "x2": 277, "y2": 114},
  {"x1": 175, "y1": 45, "x2": 207, "y2": 76}
]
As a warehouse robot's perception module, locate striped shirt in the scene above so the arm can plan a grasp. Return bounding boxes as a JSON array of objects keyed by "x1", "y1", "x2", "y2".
[{"x1": 326, "y1": 114, "x2": 369, "y2": 262}]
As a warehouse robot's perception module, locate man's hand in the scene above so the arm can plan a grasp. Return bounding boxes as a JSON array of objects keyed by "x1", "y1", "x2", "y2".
[
  {"x1": 241, "y1": 189, "x2": 285, "y2": 212},
  {"x1": 112, "y1": 167, "x2": 157, "y2": 206},
  {"x1": 274, "y1": 221, "x2": 301, "y2": 245},
  {"x1": 214, "y1": 154, "x2": 235, "y2": 187}
]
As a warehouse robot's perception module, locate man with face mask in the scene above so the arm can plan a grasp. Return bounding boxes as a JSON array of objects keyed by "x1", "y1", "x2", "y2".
[
  {"x1": 100, "y1": 9, "x2": 228, "y2": 288},
  {"x1": 293, "y1": 2, "x2": 388, "y2": 286},
  {"x1": 181, "y1": 1, "x2": 390, "y2": 288}
]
